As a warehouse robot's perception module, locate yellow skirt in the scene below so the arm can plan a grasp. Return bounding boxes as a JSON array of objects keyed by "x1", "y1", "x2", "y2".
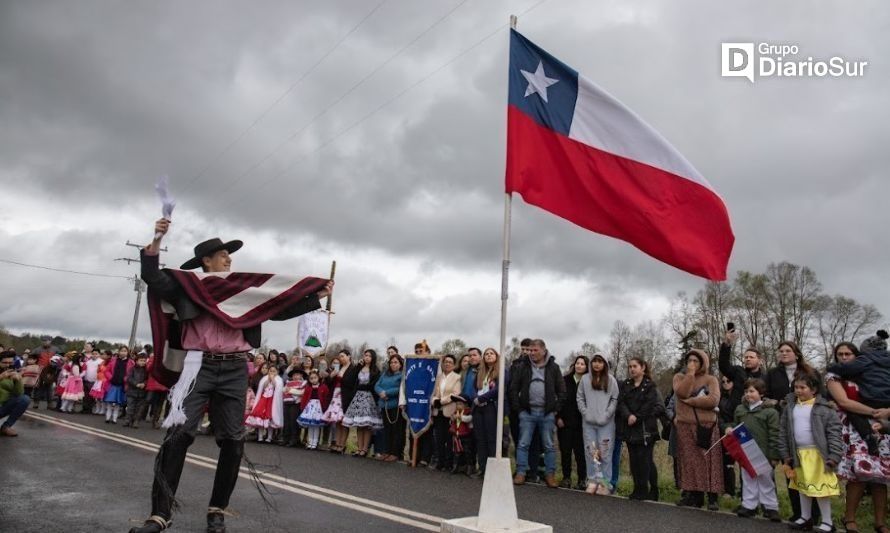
[{"x1": 790, "y1": 448, "x2": 840, "y2": 497}]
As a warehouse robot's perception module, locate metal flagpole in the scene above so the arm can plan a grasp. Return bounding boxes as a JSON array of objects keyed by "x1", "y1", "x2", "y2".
[
  {"x1": 494, "y1": 12, "x2": 517, "y2": 464},
  {"x1": 444, "y1": 15, "x2": 549, "y2": 531},
  {"x1": 444, "y1": 16, "x2": 550, "y2": 531}
]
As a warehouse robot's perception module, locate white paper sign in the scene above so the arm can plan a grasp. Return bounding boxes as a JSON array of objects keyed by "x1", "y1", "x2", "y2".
[{"x1": 297, "y1": 309, "x2": 329, "y2": 356}]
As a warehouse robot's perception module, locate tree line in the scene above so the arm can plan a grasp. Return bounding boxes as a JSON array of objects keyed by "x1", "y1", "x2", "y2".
[{"x1": 558, "y1": 261, "x2": 885, "y2": 391}]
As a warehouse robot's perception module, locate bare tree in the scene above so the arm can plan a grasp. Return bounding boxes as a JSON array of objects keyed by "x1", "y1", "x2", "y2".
[
  {"x1": 815, "y1": 295, "x2": 883, "y2": 369},
  {"x1": 438, "y1": 338, "x2": 467, "y2": 357},
  {"x1": 504, "y1": 336, "x2": 522, "y2": 362},
  {"x1": 665, "y1": 292, "x2": 696, "y2": 343},
  {"x1": 733, "y1": 271, "x2": 771, "y2": 359},
  {"x1": 607, "y1": 320, "x2": 632, "y2": 378},
  {"x1": 629, "y1": 320, "x2": 674, "y2": 378},
  {"x1": 692, "y1": 281, "x2": 733, "y2": 358}
]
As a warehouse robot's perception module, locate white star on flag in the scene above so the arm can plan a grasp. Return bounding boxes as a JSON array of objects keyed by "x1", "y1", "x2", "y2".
[{"x1": 521, "y1": 61, "x2": 559, "y2": 103}]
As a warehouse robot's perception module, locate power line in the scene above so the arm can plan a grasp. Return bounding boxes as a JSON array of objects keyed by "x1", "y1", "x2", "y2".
[
  {"x1": 220, "y1": 0, "x2": 549, "y2": 209},
  {"x1": 179, "y1": 0, "x2": 389, "y2": 196},
  {"x1": 206, "y1": 0, "x2": 472, "y2": 204},
  {"x1": 0, "y1": 258, "x2": 131, "y2": 280}
]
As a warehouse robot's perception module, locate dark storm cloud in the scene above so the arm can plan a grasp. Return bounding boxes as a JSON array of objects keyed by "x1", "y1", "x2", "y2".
[{"x1": 1, "y1": 0, "x2": 888, "y2": 348}]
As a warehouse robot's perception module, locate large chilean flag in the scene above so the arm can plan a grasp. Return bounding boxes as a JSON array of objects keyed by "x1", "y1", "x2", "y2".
[{"x1": 506, "y1": 30, "x2": 734, "y2": 280}]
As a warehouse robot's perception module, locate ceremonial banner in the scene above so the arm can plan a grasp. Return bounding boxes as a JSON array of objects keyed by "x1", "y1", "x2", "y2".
[
  {"x1": 403, "y1": 355, "x2": 439, "y2": 437},
  {"x1": 297, "y1": 309, "x2": 329, "y2": 356},
  {"x1": 506, "y1": 29, "x2": 734, "y2": 281}
]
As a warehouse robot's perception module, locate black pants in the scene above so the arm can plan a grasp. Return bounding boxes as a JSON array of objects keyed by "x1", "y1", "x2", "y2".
[
  {"x1": 382, "y1": 406, "x2": 406, "y2": 459},
  {"x1": 473, "y1": 402, "x2": 498, "y2": 473},
  {"x1": 282, "y1": 403, "x2": 300, "y2": 444},
  {"x1": 433, "y1": 414, "x2": 453, "y2": 469},
  {"x1": 150, "y1": 358, "x2": 247, "y2": 520},
  {"x1": 146, "y1": 390, "x2": 169, "y2": 424},
  {"x1": 558, "y1": 423, "x2": 586, "y2": 482},
  {"x1": 82, "y1": 380, "x2": 95, "y2": 412},
  {"x1": 509, "y1": 409, "x2": 521, "y2": 453},
  {"x1": 127, "y1": 392, "x2": 148, "y2": 424},
  {"x1": 33, "y1": 383, "x2": 54, "y2": 407},
  {"x1": 722, "y1": 451, "x2": 737, "y2": 496},
  {"x1": 411, "y1": 429, "x2": 434, "y2": 464},
  {"x1": 627, "y1": 441, "x2": 658, "y2": 500}
]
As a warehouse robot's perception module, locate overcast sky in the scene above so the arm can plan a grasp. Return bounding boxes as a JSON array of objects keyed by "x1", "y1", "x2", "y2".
[{"x1": 1, "y1": 0, "x2": 887, "y2": 358}]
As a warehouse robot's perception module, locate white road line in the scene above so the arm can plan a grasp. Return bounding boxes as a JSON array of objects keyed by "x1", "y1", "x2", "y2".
[
  {"x1": 28, "y1": 411, "x2": 445, "y2": 525},
  {"x1": 23, "y1": 411, "x2": 443, "y2": 531}
]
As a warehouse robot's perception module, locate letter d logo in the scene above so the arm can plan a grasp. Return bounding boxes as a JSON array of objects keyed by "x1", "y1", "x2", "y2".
[{"x1": 722, "y1": 43, "x2": 754, "y2": 83}]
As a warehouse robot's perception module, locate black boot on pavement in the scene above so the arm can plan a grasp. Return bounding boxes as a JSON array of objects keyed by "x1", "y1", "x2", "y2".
[
  {"x1": 128, "y1": 516, "x2": 170, "y2": 533},
  {"x1": 207, "y1": 509, "x2": 226, "y2": 533}
]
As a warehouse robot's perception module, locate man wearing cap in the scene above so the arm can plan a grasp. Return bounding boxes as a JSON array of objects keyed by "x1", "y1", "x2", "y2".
[{"x1": 130, "y1": 218, "x2": 333, "y2": 533}]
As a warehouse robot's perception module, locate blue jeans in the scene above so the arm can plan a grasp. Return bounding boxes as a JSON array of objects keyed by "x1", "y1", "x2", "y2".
[
  {"x1": 582, "y1": 420, "x2": 615, "y2": 487},
  {"x1": 516, "y1": 409, "x2": 556, "y2": 475},
  {"x1": 0, "y1": 394, "x2": 31, "y2": 428},
  {"x1": 611, "y1": 436, "x2": 622, "y2": 491}
]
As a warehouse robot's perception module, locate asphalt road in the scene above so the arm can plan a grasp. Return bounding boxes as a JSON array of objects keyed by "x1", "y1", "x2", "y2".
[{"x1": 1, "y1": 410, "x2": 790, "y2": 533}]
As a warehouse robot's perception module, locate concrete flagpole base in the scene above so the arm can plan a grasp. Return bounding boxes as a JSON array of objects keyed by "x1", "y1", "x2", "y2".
[{"x1": 440, "y1": 458, "x2": 552, "y2": 533}]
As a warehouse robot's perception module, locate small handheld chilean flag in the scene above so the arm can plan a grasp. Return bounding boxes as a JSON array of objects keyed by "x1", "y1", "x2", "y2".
[
  {"x1": 506, "y1": 30, "x2": 734, "y2": 281},
  {"x1": 723, "y1": 423, "x2": 772, "y2": 478}
]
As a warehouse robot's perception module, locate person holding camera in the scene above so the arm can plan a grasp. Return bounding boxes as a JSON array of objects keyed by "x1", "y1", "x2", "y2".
[{"x1": 0, "y1": 351, "x2": 31, "y2": 437}]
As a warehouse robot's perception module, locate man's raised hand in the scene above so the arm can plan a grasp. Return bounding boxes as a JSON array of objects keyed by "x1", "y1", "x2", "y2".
[
  {"x1": 146, "y1": 218, "x2": 170, "y2": 254},
  {"x1": 316, "y1": 280, "x2": 334, "y2": 300}
]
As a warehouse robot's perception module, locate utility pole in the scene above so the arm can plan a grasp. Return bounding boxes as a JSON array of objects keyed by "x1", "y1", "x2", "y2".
[
  {"x1": 128, "y1": 275, "x2": 145, "y2": 352},
  {"x1": 117, "y1": 241, "x2": 166, "y2": 352}
]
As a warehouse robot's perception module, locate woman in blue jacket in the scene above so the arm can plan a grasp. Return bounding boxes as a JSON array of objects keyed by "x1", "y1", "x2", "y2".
[{"x1": 375, "y1": 354, "x2": 405, "y2": 462}]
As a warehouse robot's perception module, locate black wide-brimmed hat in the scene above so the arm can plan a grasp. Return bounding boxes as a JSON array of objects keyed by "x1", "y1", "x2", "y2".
[{"x1": 179, "y1": 238, "x2": 243, "y2": 270}]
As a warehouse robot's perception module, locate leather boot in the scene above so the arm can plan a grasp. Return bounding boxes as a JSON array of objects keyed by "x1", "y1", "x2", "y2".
[
  {"x1": 206, "y1": 511, "x2": 226, "y2": 533},
  {"x1": 128, "y1": 516, "x2": 170, "y2": 533}
]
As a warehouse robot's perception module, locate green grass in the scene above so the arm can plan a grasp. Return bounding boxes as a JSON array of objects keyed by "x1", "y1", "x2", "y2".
[
  {"x1": 333, "y1": 429, "x2": 880, "y2": 530},
  {"x1": 555, "y1": 443, "x2": 880, "y2": 531}
]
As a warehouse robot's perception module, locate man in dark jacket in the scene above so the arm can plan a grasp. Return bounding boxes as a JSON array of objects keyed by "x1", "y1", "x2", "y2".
[
  {"x1": 509, "y1": 339, "x2": 566, "y2": 488},
  {"x1": 717, "y1": 330, "x2": 765, "y2": 409},
  {"x1": 130, "y1": 218, "x2": 332, "y2": 533},
  {"x1": 506, "y1": 339, "x2": 544, "y2": 482}
]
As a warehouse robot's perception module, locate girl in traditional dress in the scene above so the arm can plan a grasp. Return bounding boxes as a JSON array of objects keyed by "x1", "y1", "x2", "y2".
[
  {"x1": 779, "y1": 371, "x2": 844, "y2": 532},
  {"x1": 54, "y1": 352, "x2": 72, "y2": 411},
  {"x1": 342, "y1": 349, "x2": 383, "y2": 456},
  {"x1": 90, "y1": 351, "x2": 110, "y2": 415},
  {"x1": 104, "y1": 346, "x2": 133, "y2": 424},
  {"x1": 60, "y1": 353, "x2": 85, "y2": 412},
  {"x1": 245, "y1": 365, "x2": 284, "y2": 443},
  {"x1": 321, "y1": 350, "x2": 352, "y2": 452},
  {"x1": 297, "y1": 370, "x2": 330, "y2": 449}
]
